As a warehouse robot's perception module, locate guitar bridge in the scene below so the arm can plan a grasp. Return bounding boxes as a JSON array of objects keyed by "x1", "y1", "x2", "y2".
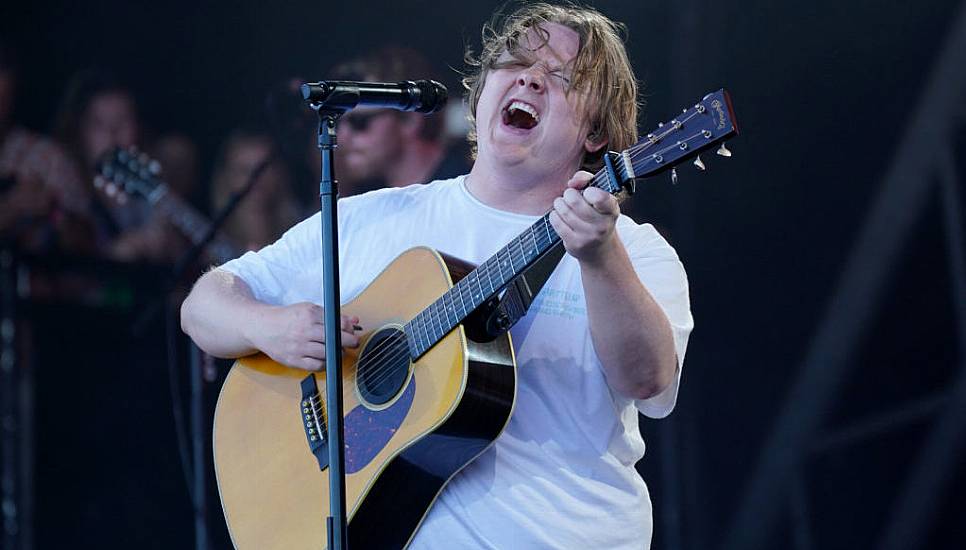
[{"x1": 300, "y1": 375, "x2": 329, "y2": 471}]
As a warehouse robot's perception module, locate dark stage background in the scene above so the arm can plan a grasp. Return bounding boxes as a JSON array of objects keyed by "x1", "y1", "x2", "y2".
[{"x1": 2, "y1": 0, "x2": 964, "y2": 548}]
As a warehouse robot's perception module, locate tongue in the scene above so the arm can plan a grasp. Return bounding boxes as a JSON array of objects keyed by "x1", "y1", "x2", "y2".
[{"x1": 505, "y1": 108, "x2": 537, "y2": 130}]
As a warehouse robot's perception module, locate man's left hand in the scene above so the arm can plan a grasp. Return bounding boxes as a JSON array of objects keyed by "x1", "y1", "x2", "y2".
[{"x1": 549, "y1": 170, "x2": 621, "y2": 265}]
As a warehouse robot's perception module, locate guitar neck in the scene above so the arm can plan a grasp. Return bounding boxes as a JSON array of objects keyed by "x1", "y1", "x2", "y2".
[
  {"x1": 151, "y1": 189, "x2": 240, "y2": 264},
  {"x1": 404, "y1": 169, "x2": 620, "y2": 359}
]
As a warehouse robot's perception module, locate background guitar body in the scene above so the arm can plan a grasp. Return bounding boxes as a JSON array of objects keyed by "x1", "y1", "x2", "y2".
[{"x1": 213, "y1": 246, "x2": 517, "y2": 549}]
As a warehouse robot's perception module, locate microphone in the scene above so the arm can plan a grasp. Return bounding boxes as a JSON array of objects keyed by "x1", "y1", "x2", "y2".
[{"x1": 300, "y1": 79, "x2": 447, "y2": 114}]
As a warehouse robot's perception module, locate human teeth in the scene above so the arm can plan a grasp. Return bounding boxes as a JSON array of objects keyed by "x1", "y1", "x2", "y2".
[{"x1": 508, "y1": 101, "x2": 539, "y2": 121}]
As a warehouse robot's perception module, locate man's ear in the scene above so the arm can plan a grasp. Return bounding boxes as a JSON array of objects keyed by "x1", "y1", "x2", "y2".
[{"x1": 584, "y1": 132, "x2": 608, "y2": 154}]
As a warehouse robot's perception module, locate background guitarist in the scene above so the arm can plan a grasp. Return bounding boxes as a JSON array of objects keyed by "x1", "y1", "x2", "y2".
[{"x1": 181, "y1": 3, "x2": 693, "y2": 548}]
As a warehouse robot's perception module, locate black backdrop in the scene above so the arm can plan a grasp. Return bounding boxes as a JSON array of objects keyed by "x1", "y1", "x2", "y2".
[{"x1": 3, "y1": 0, "x2": 964, "y2": 548}]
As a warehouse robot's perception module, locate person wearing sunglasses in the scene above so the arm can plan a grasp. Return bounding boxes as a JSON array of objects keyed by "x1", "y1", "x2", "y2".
[{"x1": 329, "y1": 46, "x2": 469, "y2": 196}]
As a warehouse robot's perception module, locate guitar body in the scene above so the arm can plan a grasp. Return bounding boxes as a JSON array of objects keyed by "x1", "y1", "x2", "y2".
[{"x1": 213, "y1": 246, "x2": 517, "y2": 549}]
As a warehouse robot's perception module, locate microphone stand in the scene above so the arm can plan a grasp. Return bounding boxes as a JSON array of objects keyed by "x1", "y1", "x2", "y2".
[
  {"x1": 311, "y1": 106, "x2": 349, "y2": 550},
  {"x1": 299, "y1": 78, "x2": 446, "y2": 550}
]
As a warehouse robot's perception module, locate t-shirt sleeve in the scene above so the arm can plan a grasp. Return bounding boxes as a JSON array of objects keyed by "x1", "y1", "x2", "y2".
[
  {"x1": 219, "y1": 212, "x2": 323, "y2": 306},
  {"x1": 619, "y1": 221, "x2": 694, "y2": 419}
]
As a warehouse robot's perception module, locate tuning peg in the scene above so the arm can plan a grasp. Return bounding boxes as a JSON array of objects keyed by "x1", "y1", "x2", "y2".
[
  {"x1": 116, "y1": 193, "x2": 128, "y2": 205},
  {"x1": 693, "y1": 155, "x2": 706, "y2": 171},
  {"x1": 105, "y1": 182, "x2": 117, "y2": 197},
  {"x1": 716, "y1": 143, "x2": 732, "y2": 157},
  {"x1": 671, "y1": 168, "x2": 679, "y2": 185},
  {"x1": 93, "y1": 175, "x2": 105, "y2": 189}
]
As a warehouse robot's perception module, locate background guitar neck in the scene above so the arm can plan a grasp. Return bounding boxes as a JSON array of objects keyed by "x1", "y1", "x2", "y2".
[{"x1": 149, "y1": 188, "x2": 241, "y2": 264}]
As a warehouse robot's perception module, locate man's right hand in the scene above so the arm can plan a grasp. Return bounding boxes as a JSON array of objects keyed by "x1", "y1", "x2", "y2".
[{"x1": 249, "y1": 302, "x2": 361, "y2": 371}]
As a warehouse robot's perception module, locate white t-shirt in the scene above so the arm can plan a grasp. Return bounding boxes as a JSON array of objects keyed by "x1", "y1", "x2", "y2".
[{"x1": 221, "y1": 176, "x2": 693, "y2": 549}]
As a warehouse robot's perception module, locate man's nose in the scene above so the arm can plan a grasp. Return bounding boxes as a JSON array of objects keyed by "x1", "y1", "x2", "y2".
[{"x1": 516, "y1": 67, "x2": 544, "y2": 93}]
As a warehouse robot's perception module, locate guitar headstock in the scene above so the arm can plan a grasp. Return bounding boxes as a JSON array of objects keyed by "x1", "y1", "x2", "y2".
[
  {"x1": 605, "y1": 89, "x2": 738, "y2": 194},
  {"x1": 95, "y1": 146, "x2": 167, "y2": 204}
]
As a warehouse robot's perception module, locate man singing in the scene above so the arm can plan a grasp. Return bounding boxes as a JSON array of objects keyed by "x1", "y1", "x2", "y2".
[{"x1": 182, "y1": 3, "x2": 692, "y2": 548}]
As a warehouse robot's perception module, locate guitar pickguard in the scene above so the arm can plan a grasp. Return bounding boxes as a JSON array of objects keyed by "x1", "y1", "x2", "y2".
[{"x1": 344, "y1": 378, "x2": 416, "y2": 473}]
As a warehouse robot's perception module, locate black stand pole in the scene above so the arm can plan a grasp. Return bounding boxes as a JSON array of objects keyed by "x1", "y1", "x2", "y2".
[{"x1": 313, "y1": 109, "x2": 349, "y2": 550}]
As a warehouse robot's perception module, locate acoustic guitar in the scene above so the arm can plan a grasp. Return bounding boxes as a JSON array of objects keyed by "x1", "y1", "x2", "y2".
[{"x1": 214, "y1": 90, "x2": 738, "y2": 549}]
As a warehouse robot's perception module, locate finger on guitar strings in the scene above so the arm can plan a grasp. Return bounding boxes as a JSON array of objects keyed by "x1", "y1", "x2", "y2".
[
  {"x1": 582, "y1": 187, "x2": 619, "y2": 216},
  {"x1": 552, "y1": 195, "x2": 592, "y2": 234},
  {"x1": 562, "y1": 188, "x2": 602, "y2": 223},
  {"x1": 565, "y1": 170, "x2": 595, "y2": 190}
]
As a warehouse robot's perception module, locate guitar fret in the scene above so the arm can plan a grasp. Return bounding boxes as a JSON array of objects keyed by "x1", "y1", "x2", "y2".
[
  {"x1": 431, "y1": 304, "x2": 444, "y2": 341},
  {"x1": 474, "y1": 271, "x2": 484, "y2": 306},
  {"x1": 424, "y1": 311, "x2": 435, "y2": 345},
  {"x1": 532, "y1": 221, "x2": 544, "y2": 249},
  {"x1": 417, "y1": 311, "x2": 430, "y2": 354},
  {"x1": 456, "y1": 283, "x2": 468, "y2": 318},
  {"x1": 498, "y1": 246, "x2": 512, "y2": 286},
  {"x1": 409, "y1": 315, "x2": 420, "y2": 356},
  {"x1": 419, "y1": 316, "x2": 429, "y2": 356},
  {"x1": 526, "y1": 227, "x2": 538, "y2": 260},
  {"x1": 484, "y1": 258, "x2": 496, "y2": 293},
  {"x1": 444, "y1": 290, "x2": 457, "y2": 327},
  {"x1": 440, "y1": 293, "x2": 450, "y2": 328}
]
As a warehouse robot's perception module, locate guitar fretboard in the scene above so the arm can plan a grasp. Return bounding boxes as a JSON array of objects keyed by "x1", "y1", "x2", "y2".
[{"x1": 403, "y1": 170, "x2": 619, "y2": 358}]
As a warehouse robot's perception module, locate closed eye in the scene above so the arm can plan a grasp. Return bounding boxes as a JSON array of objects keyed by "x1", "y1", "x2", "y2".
[{"x1": 548, "y1": 70, "x2": 572, "y2": 87}]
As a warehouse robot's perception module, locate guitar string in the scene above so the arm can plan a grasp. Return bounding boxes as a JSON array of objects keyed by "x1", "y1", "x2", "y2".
[
  {"x1": 318, "y1": 119, "x2": 717, "y2": 398},
  {"x1": 345, "y1": 127, "x2": 715, "y2": 392}
]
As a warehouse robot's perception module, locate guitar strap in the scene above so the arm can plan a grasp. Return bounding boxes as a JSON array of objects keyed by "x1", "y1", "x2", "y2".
[{"x1": 492, "y1": 240, "x2": 566, "y2": 332}]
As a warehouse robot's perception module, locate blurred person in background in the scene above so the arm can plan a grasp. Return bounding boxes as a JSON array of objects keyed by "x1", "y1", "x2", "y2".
[
  {"x1": 210, "y1": 128, "x2": 300, "y2": 252},
  {"x1": 54, "y1": 69, "x2": 187, "y2": 263},
  {"x1": 0, "y1": 41, "x2": 94, "y2": 254},
  {"x1": 329, "y1": 46, "x2": 469, "y2": 196}
]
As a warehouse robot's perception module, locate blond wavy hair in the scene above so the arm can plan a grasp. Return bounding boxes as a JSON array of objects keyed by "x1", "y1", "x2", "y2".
[{"x1": 463, "y1": 2, "x2": 640, "y2": 171}]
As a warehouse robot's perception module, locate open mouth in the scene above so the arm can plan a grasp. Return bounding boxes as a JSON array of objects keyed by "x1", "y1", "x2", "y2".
[{"x1": 501, "y1": 100, "x2": 540, "y2": 130}]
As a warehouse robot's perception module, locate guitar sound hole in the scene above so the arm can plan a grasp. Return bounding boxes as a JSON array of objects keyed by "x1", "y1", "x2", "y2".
[{"x1": 357, "y1": 327, "x2": 411, "y2": 407}]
